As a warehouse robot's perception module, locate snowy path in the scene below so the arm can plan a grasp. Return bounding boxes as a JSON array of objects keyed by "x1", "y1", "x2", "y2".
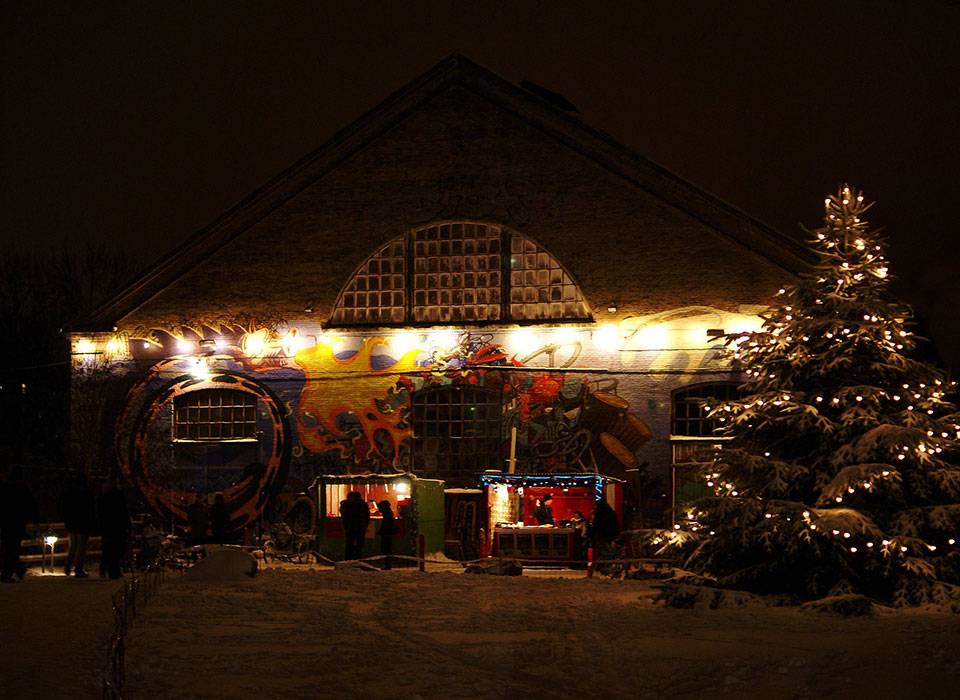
[
  {"x1": 124, "y1": 569, "x2": 960, "y2": 699},
  {"x1": 0, "y1": 573, "x2": 123, "y2": 698}
]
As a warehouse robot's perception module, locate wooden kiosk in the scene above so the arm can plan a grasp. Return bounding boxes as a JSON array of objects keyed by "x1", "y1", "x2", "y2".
[
  {"x1": 313, "y1": 473, "x2": 445, "y2": 561},
  {"x1": 479, "y1": 473, "x2": 623, "y2": 562}
]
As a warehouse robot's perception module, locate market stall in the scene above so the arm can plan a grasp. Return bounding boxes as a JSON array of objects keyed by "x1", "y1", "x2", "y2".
[
  {"x1": 312, "y1": 473, "x2": 445, "y2": 561},
  {"x1": 479, "y1": 473, "x2": 623, "y2": 562}
]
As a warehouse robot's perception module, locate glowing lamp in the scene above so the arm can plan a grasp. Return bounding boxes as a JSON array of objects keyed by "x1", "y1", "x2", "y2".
[
  {"x1": 634, "y1": 323, "x2": 668, "y2": 351},
  {"x1": 510, "y1": 328, "x2": 539, "y2": 357},
  {"x1": 105, "y1": 336, "x2": 124, "y2": 355},
  {"x1": 175, "y1": 338, "x2": 194, "y2": 354},
  {"x1": 389, "y1": 332, "x2": 421, "y2": 358},
  {"x1": 242, "y1": 330, "x2": 268, "y2": 358},
  {"x1": 430, "y1": 330, "x2": 459, "y2": 352},
  {"x1": 594, "y1": 323, "x2": 622, "y2": 352},
  {"x1": 44, "y1": 534, "x2": 58, "y2": 548},
  {"x1": 189, "y1": 358, "x2": 210, "y2": 380},
  {"x1": 395, "y1": 481, "x2": 410, "y2": 497},
  {"x1": 75, "y1": 339, "x2": 96, "y2": 354}
]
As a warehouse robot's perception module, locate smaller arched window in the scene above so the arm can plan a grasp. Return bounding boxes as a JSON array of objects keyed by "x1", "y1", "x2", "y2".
[{"x1": 173, "y1": 390, "x2": 258, "y2": 441}]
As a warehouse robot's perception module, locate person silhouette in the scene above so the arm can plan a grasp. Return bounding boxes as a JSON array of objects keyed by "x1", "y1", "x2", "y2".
[
  {"x1": 0, "y1": 465, "x2": 39, "y2": 582},
  {"x1": 377, "y1": 500, "x2": 398, "y2": 570},
  {"x1": 339, "y1": 491, "x2": 370, "y2": 560}
]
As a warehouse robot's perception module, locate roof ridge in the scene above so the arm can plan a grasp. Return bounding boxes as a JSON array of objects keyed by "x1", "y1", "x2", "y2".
[{"x1": 82, "y1": 54, "x2": 811, "y2": 329}]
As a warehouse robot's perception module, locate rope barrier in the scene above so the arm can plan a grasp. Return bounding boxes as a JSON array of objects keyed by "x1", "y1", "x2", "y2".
[{"x1": 101, "y1": 568, "x2": 168, "y2": 700}]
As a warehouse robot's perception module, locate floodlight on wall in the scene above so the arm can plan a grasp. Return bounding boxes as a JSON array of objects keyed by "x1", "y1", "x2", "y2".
[
  {"x1": 198, "y1": 339, "x2": 217, "y2": 352},
  {"x1": 241, "y1": 329, "x2": 268, "y2": 358},
  {"x1": 509, "y1": 328, "x2": 539, "y2": 356},
  {"x1": 550, "y1": 327, "x2": 578, "y2": 346},
  {"x1": 430, "y1": 330, "x2": 459, "y2": 353},
  {"x1": 389, "y1": 331, "x2": 421, "y2": 358},
  {"x1": 594, "y1": 323, "x2": 622, "y2": 352}
]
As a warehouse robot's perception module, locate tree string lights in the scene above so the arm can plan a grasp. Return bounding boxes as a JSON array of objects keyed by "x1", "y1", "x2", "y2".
[{"x1": 659, "y1": 186, "x2": 960, "y2": 606}]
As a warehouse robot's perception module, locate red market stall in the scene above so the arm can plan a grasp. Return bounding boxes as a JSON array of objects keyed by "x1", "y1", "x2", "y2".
[{"x1": 479, "y1": 473, "x2": 623, "y2": 562}]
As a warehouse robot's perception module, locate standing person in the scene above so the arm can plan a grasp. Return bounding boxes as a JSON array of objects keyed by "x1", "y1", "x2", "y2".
[
  {"x1": 210, "y1": 493, "x2": 231, "y2": 543},
  {"x1": 376, "y1": 500, "x2": 398, "y2": 570},
  {"x1": 534, "y1": 494, "x2": 555, "y2": 526},
  {"x1": 61, "y1": 472, "x2": 96, "y2": 578},
  {"x1": 98, "y1": 477, "x2": 131, "y2": 579},
  {"x1": 339, "y1": 491, "x2": 370, "y2": 560},
  {"x1": 591, "y1": 498, "x2": 621, "y2": 567},
  {"x1": 187, "y1": 494, "x2": 208, "y2": 545},
  {"x1": 0, "y1": 464, "x2": 39, "y2": 582}
]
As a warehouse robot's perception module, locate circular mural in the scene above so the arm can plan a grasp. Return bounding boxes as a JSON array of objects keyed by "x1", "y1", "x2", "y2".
[{"x1": 117, "y1": 368, "x2": 291, "y2": 533}]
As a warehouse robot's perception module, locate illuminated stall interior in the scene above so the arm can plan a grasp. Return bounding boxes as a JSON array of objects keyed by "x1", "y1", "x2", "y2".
[
  {"x1": 481, "y1": 473, "x2": 623, "y2": 560},
  {"x1": 313, "y1": 473, "x2": 446, "y2": 559}
]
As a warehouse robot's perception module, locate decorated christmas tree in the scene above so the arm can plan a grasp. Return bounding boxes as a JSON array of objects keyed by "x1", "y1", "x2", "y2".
[{"x1": 671, "y1": 185, "x2": 960, "y2": 605}]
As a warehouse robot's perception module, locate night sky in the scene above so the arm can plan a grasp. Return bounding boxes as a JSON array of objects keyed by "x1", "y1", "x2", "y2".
[{"x1": 3, "y1": 1, "x2": 959, "y2": 364}]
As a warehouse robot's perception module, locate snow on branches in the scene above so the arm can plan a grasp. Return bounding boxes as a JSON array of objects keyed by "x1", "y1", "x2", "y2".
[{"x1": 661, "y1": 186, "x2": 960, "y2": 607}]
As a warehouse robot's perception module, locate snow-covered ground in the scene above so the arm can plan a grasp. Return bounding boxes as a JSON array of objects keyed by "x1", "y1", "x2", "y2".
[
  {"x1": 121, "y1": 566, "x2": 960, "y2": 699},
  {"x1": 0, "y1": 571, "x2": 123, "y2": 698}
]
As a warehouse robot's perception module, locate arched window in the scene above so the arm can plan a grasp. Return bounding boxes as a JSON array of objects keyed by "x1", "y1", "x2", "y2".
[
  {"x1": 330, "y1": 222, "x2": 590, "y2": 325},
  {"x1": 173, "y1": 389, "x2": 258, "y2": 441},
  {"x1": 410, "y1": 384, "x2": 503, "y2": 482}
]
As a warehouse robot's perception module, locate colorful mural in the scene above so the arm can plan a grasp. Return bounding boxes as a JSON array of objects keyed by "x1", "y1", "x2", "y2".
[
  {"x1": 101, "y1": 306, "x2": 760, "y2": 530},
  {"x1": 292, "y1": 331, "x2": 647, "y2": 478},
  {"x1": 114, "y1": 355, "x2": 298, "y2": 532}
]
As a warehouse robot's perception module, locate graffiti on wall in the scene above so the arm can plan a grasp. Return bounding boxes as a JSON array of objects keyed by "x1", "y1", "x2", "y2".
[
  {"x1": 292, "y1": 331, "x2": 651, "y2": 479},
  {"x1": 114, "y1": 354, "x2": 296, "y2": 531},
  {"x1": 105, "y1": 305, "x2": 757, "y2": 527}
]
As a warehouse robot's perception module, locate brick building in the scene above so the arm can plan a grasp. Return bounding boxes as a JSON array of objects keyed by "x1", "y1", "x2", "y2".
[{"x1": 71, "y1": 56, "x2": 809, "y2": 534}]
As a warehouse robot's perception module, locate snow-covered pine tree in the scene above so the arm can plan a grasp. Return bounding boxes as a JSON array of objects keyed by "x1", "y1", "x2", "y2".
[{"x1": 673, "y1": 185, "x2": 960, "y2": 605}]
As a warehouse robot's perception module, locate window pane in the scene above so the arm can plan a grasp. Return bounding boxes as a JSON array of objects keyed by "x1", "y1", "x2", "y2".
[
  {"x1": 410, "y1": 385, "x2": 502, "y2": 483},
  {"x1": 174, "y1": 390, "x2": 258, "y2": 442},
  {"x1": 671, "y1": 383, "x2": 743, "y2": 437},
  {"x1": 412, "y1": 223, "x2": 502, "y2": 323}
]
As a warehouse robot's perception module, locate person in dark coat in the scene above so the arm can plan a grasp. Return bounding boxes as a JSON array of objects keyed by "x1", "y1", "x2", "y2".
[
  {"x1": 61, "y1": 471, "x2": 96, "y2": 577},
  {"x1": 376, "y1": 500, "x2": 398, "y2": 570},
  {"x1": 339, "y1": 491, "x2": 370, "y2": 560},
  {"x1": 0, "y1": 464, "x2": 39, "y2": 582},
  {"x1": 186, "y1": 494, "x2": 208, "y2": 545},
  {"x1": 591, "y1": 498, "x2": 621, "y2": 564},
  {"x1": 210, "y1": 492, "x2": 231, "y2": 543},
  {"x1": 98, "y1": 478, "x2": 131, "y2": 579},
  {"x1": 534, "y1": 494, "x2": 554, "y2": 526}
]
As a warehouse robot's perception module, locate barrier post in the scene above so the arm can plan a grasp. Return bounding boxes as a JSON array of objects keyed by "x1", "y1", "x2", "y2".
[
  {"x1": 586, "y1": 546, "x2": 594, "y2": 578},
  {"x1": 418, "y1": 534, "x2": 426, "y2": 572}
]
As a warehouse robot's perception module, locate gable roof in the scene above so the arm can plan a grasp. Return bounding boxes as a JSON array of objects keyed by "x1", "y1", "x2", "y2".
[{"x1": 84, "y1": 53, "x2": 812, "y2": 329}]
